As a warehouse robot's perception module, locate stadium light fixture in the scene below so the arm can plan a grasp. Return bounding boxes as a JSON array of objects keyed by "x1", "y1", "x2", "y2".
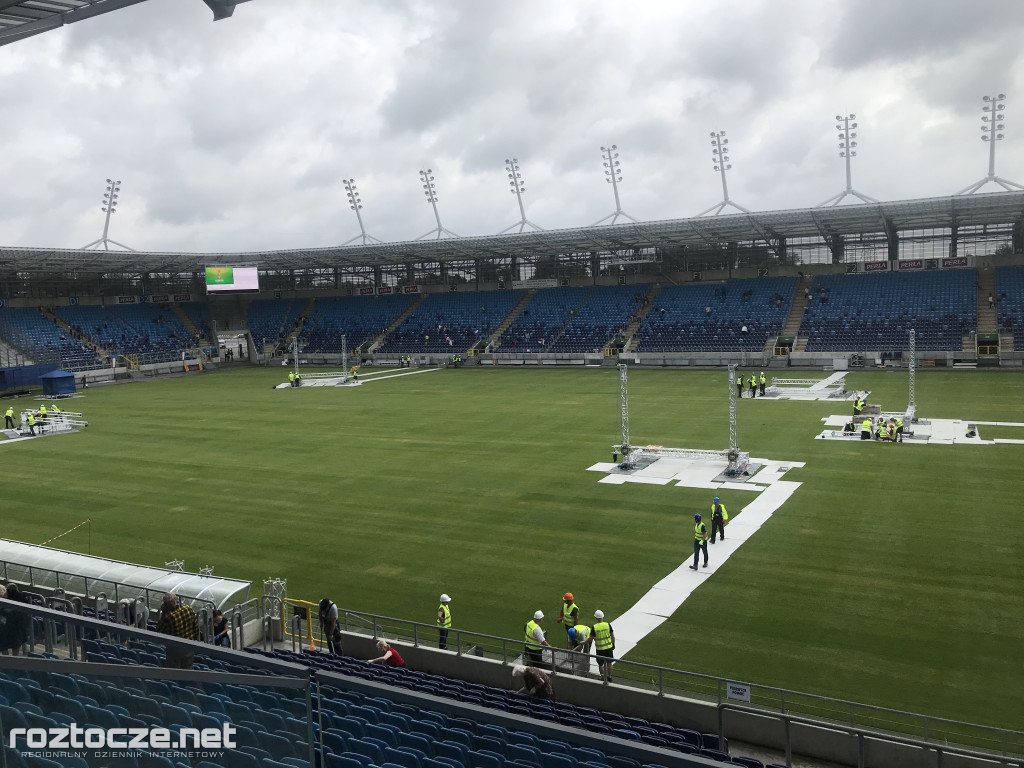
[
  {"x1": 81, "y1": 178, "x2": 135, "y2": 251},
  {"x1": 499, "y1": 157, "x2": 543, "y2": 234},
  {"x1": 591, "y1": 145, "x2": 640, "y2": 226},
  {"x1": 956, "y1": 93, "x2": 1023, "y2": 194},
  {"x1": 818, "y1": 112, "x2": 879, "y2": 207},
  {"x1": 341, "y1": 178, "x2": 382, "y2": 246},
  {"x1": 416, "y1": 168, "x2": 460, "y2": 240},
  {"x1": 697, "y1": 130, "x2": 750, "y2": 216}
]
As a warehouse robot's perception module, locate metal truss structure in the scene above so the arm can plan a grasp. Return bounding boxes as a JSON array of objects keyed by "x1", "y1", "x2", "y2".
[
  {"x1": 906, "y1": 328, "x2": 917, "y2": 422},
  {"x1": 0, "y1": 0, "x2": 252, "y2": 49},
  {"x1": 613, "y1": 364, "x2": 749, "y2": 474}
]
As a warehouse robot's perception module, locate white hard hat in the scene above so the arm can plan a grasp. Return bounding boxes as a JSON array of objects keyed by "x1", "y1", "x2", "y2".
[
  {"x1": 594, "y1": 609, "x2": 605, "y2": 620},
  {"x1": 533, "y1": 610, "x2": 544, "y2": 620},
  {"x1": 439, "y1": 594, "x2": 450, "y2": 603}
]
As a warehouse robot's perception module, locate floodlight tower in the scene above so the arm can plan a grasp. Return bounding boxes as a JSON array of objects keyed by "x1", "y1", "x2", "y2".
[
  {"x1": 342, "y1": 178, "x2": 382, "y2": 245},
  {"x1": 499, "y1": 158, "x2": 543, "y2": 233},
  {"x1": 697, "y1": 131, "x2": 749, "y2": 216},
  {"x1": 956, "y1": 94, "x2": 1024, "y2": 194},
  {"x1": 818, "y1": 114, "x2": 878, "y2": 206},
  {"x1": 592, "y1": 145, "x2": 640, "y2": 226},
  {"x1": 416, "y1": 168, "x2": 460, "y2": 239},
  {"x1": 81, "y1": 178, "x2": 135, "y2": 251}
]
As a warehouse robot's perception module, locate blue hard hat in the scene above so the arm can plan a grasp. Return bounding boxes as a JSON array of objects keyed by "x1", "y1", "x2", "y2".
[
  {"x1": 694, "y1": 513, "x2": 702, "y2": 521},
  {"x1": 568, "y1": 627, "x2": 577, "y2": 640},
  {"x1": 713, "y1": 497, "x2": 720, "y2": 502}
]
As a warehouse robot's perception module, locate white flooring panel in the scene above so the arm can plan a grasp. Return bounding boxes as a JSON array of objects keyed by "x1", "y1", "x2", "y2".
[
  {"x1": 588, "y1": 452, "x2": 803, "y2": 661},
  {"x1": 816, "y1": 415, "x2": 1021, "y2": 446}
]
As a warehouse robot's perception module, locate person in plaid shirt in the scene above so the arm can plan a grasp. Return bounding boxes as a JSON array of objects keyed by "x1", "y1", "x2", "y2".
[{"x1": 156, "y1": 592, "x2": 199, "y2": 669}]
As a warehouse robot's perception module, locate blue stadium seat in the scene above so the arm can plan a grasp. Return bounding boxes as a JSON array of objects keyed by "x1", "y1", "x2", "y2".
[{"x1": 385, "y1": 747, "x2": 422, "y2": 768}]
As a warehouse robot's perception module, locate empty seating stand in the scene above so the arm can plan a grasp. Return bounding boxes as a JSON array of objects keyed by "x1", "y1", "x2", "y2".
[
  {"x1": 799, "y1": 270, "x2": 977, "y2": 352},
  {"x1": 994, "y1": 265, "x2": 1024, "y2": 349},
  {"x1": 299, "y1": 294, "x2": 419, "y2": 354},
  {"x1": 378, "y1": 290, "x2": 525, "y2": 354},
  {"x1": 547, "y1": 285, "x2": 648, "y2": 354},
  {"x1": 634, "y1": 278, "x2": 796, "y2": 353}
]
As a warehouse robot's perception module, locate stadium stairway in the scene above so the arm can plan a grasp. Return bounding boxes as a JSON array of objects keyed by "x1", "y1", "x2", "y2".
[
  {"x1": 779, "y1": 281, "x2": 810, "y2": 339},
  {"x1": 283, "y1": 297, "x2": 319, "y2": 348},
  {"x1": 170, "y1": 303, "x2": 209, "y2": 346},
  {"x1": 487, "y1": 289, "x2": 535, "y2": 351},
  {"x1": 976, "y1": 270, "x2": 998, "y2": 334},
  {"x1": 544, "y1": 287, "x2": 594, "y2": 350},
  {"x1": 0, "y1": 336, "x2": 31, "y2": 365},
  {"x1": 619, "y1": 285, "x2": 661, "y2": 354},
  {"x1": 44, "y1": 308, "x2": 114, "y2": 361},
  {"x1": 369, "y1": 293, "x2": 428, "y2": 352}
]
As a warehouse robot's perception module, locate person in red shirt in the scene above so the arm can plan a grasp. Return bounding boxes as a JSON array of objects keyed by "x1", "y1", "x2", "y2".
[{"x1": 368, "y1": 639, "x2": 405, "y2": 667}]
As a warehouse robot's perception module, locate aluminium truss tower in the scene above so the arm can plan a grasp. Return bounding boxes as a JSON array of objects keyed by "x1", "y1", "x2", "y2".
[
  {"x1": 618, "y1": 363, "x2": 631, "y2": 464},
  {"x1": 907, "y1": 329, "x2": 916, "y2": 421},
  {"x1": 727, "y1": 365, "x2": 740, "y2": 472}
]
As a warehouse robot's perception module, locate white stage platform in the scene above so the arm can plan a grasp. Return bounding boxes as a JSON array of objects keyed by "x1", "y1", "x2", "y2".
[{"x1": 814, "y1": 416, "x2": 1024, "y2": 446}]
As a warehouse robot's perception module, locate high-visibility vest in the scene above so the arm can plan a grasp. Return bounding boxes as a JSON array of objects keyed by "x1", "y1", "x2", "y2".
[
  {"x1": 593, "y1": 622, "x2": 613, "y2": 651},
  {"x1": 855, "y1": 399, "x2": 865, "y2": 411},
  {"x1": 561, "y1": 602, "x2": 578, "y2": 628},
  {"x1": 288, "y1": 372, "x2": 295, "y2": 381},
  {"x1": 894, "y1": 417, "x2": 903, "y2": 429},
  {"x1": 27, "y1": 414, "x2": 35, "y2": 425},
  {"x1": 759, "y1": 374, "x2": 766, "y2": 385},
  {"x1": 51, "y1": 405, "x2": 60, "y2": 413},
  {"x1": 711, "y1": 503, "x2": 728, "y2": 522},
  {"x1": 695, "y1": 521, "x2": 707, "y2": 541},
  {"x1": 5, "y1": 408, "x2": 12, "y2": 419},
  {"x1": 524, "y1": 619, "x2": 543, "y2": 649},
  {"x1": 748, "y1": 376, "x2": 755, "y2": 387},
  {"x1": 437, "y1": 604, "x2": 451, "y2": 628},
  {"x1": 573, "y1": 625, "x2": 591, "y2": 643},
  {"x1": 862, "y1": 419, "x2": 871, "y2": 432},
  {"x1": 40, "y1": 405, "x2": 47, "y2": 415}
]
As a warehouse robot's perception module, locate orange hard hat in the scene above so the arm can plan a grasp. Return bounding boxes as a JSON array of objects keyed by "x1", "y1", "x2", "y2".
[{"x1": 563, "y1": 592, "x2": 574, "y2": 601}]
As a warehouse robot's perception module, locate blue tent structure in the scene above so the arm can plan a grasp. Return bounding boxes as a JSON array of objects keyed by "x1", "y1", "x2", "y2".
[{"x1": 40, "y1": 369, "x2": 76, "y2": 397}]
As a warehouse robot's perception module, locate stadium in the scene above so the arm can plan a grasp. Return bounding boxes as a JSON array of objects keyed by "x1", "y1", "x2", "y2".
[{"x1": 0, "y1": 3, "x2": 1022, "y2": 768}]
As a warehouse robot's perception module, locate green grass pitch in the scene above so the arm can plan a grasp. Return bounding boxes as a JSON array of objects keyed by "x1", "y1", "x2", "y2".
[{"x1": 2, "y1": 366, "x2": 1022, "y2": 730}]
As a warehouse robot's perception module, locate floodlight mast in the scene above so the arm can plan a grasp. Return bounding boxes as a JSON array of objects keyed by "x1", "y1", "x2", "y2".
[
  {"x1": 591, "y1": 145, "x2": 640, "y2": 226},
  {"x1": 81, "y1": 178, "x2": 135, "y2": 251},
  {"x1": 956, "y1": 94, "x2": 1024, "y2": 194},
  {"x1": 697, "y1": 131, "x2": 749, "y2": 216},
  {"x1": 416, "y1": 169, "x2": 460, "y2": 240},
  {"x1": 818, "y1": 113, "x2": 879, "y2": 206},
  {"x1": 342, "y1": 178, "x2": 382, "y2": 246},
  {"x1": 499, "y1": 158, "x2": 544, "y2": 234}
]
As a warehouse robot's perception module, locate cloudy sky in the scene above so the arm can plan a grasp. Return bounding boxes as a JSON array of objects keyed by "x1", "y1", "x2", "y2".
[{"x1": 1, "y1": 0, "x2": 1023, "y2": 254}]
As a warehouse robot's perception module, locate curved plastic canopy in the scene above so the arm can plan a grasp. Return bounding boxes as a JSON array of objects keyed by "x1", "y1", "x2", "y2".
[{"x1": 0, "y1": 538, "x2": 251, "y2": 609}]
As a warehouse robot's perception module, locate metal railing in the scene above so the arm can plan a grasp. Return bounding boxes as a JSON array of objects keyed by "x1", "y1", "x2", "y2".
[
  {"x1": 718, "y1": 704, "x2": 1023, "y2": 768},
  {"x1": 332, "y1": 608, "x2": 1024, "y2": 760}
]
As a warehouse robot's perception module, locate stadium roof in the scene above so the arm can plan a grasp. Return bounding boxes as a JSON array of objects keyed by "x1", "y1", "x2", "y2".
[
  {"x1": 0, "y1": 0, "x2": 249, "y2": 48},
  {"x1": 1, "y1": 191, "x2": 1022, "y2": 274}
]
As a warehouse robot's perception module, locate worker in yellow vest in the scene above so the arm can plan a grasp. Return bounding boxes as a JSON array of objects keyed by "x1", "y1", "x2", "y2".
[
  {"x1": 736, "y1": 374, "x2": 744, "y2": 400},
  {"x1": 523, "y1": 610, "x2": 550, "y2": 667},
  {"x1": 592, "y1": 610, "x2": 616, "y2": 682},
  {"x1": 4, "y1": 406, "x2": 14, "y2": 429},
  {"x1": 709, "y1": 496, "x2": 729, "y2": 543},
  {"x1": 893, "y1": 416, "x2": 904, "y2": 443},
  {"x1": 759, "y1": 372, "x2": 766, "y2": 397},
  {"x1": 436, "y1": 594, "x2": 452, "y2": 650},
  {"x1": 853, "y1": 396, "x2": 866, "y2": 416},
  {"x1": 689, "y1": 513, "x2": 709, "y2": 570},
  {"x1": 567, "y1": 624, "x2": 593, "y2": 654},
  {"x1": 747, "y1": 373, "x2": 757, "y2": 398},
  {"x1": 860, "y1": 418, "x2": 872, "y2": 441},
  {"x1": 26, "y1": 411, "x2": 36, "y2": 436},
  {"x1": 288, "y1": 372, "x2": 296, "y2": 387},
  {"x1": 556, "y1": 592, "x2": 579, "y2": 648}
]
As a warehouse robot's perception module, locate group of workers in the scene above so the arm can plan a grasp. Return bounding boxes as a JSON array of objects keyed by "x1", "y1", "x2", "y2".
[
  {"x1": 4, "y1": 402, "x2": 64, "y2": 436},
  {"x1": 435, "y1": 592, "x2": 617, "y2": 684},
  {"x1": 851, "y1": 394, "x2": 904, "y2": 442},
  {"x1": 287, "y1": 372, "x2": 303, "y2": 387},
  {"x1": 736, "y1": 372, "x2": 766, "y2": 398}
]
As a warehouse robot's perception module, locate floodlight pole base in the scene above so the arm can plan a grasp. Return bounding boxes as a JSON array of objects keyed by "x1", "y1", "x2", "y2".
[
  {"x1": 955, "y1": 176, "x2": 1024, "y2": 195},
  {"x1": 591, "y1": 210, "x2": 640, "y2": 227},
  {"x1": 416, "y1": 226, "x2": 461, "y2": 240},
  {"x1": 817, "y1": 189, "x2": 879, "y2": 207},
  {"x1": 697, "y1": 199, "x2": 750, "y2": 217}
]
